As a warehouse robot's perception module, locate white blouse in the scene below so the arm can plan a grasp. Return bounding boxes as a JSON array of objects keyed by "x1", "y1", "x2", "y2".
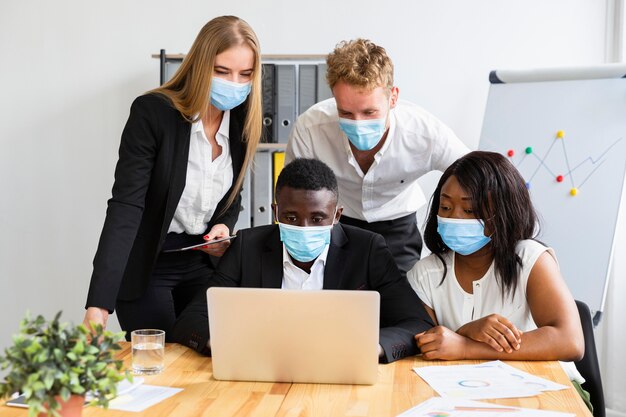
[
  {"x1": 407, "y1": 240, "x2": 583, "y2": 383},
  {"x1": 168, "y1": 111, "x2": 234, "y2": 235},
  {"x1": 407, "y1": 239, "x2": 555, "y2": 332}
]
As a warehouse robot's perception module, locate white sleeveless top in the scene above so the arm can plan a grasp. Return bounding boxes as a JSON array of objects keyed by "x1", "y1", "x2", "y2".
[
  {"x1": 408, "y1": 240, "x2": 584, "y2": 383},
  {"x1": 407, "y1": 239, "x2": 554, "y2": 332}
]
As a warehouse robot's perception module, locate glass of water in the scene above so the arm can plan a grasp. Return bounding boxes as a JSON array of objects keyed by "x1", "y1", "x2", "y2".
[{"x1": 131, "y1": 329, "x2": 165, "y2": 375}]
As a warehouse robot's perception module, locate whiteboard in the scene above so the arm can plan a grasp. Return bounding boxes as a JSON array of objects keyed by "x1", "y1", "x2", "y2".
[{"x1": 479, "y1": 65, "x2": 626, "y2": 322}]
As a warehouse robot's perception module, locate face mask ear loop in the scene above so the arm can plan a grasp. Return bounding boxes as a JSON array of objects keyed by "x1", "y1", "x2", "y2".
[
  {"x1": 383, "y1": 92, "x2": 395, "y2": 131},
  {"x1": 481, "y1": 215, "x2": 496, "y2": 239},
  {"x1": 332, "y1": 207, "x2": 339, "y2": 226},
  {"x1": 273, "y1": 205, "x2": 280, "y2": 224}
]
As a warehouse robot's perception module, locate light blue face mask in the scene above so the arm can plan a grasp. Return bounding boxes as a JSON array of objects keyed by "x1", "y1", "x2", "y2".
[
  {"x1": 278, "y1": 222, "x2": 333, "y2": 262},
  {"x1": 437, "y1": 216, "x2": 492, "y2": 256},
  {"x1": 338, "y1": 117, "x2": 387, "y2": 151},
  {"x1": 210, "y1": 77, "x2": 251, "y2": 111}
]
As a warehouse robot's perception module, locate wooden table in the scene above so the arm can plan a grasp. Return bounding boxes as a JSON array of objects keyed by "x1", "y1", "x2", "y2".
[{"x1": 1, "y1": 343, "x2": 592, "y2": 417}]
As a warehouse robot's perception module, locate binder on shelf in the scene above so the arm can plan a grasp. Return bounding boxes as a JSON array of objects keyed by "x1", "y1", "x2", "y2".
[
  {"x1": 233, "y1": 169, "x2": 252, "y2": 231},
  {"x1": 252, "y1": 151, "x2": 273, "y2": 226},
  {"x1": 164, "y1": 61, "x2": 181, "y2": 84},
  {"x1": 272, "y1": 151, "x2": 286, "y2": 203},
  {"x1": 298, "y1": 65, "x2": 317, "y2": 115},
  {"x1": 316, "y1": 63, "x2": 332, "y2": 102},
  {"x1": 275, "y1": 64, "x2": 296, "y2": 143},
  {"x1": 261, "y1": 64, "x2": 276, "y2": 143}
]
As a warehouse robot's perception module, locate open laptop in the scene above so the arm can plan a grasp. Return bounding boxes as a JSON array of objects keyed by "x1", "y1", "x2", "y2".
[{"x1": 206, "y1": 287, "x2": 380, "y2": 385}]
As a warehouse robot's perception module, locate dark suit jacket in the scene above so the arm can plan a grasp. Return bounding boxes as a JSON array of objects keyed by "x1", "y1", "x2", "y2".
[
  {"x1": 86, "y1": 93, "x2": 247, "y2": 312},
  {"x1": 172, "y1": 223, "x2": 434, "y2": 363}
]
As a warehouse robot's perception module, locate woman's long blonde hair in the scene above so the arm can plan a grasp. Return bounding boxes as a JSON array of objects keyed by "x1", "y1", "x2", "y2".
[{"x1": 151, "y1": 15, "x2": 263, "y2": 217}]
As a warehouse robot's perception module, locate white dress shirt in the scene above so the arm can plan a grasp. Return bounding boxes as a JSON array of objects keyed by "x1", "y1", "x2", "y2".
[
  {"x1": 168, "y1": 111, "x2": 233, "y2": 235},
  {"x1": 286, "y1": 98, "x2": 469, "y2": 222},
  {"x1": 281, "y1": 244, "x2": 329, "y2": 290}
]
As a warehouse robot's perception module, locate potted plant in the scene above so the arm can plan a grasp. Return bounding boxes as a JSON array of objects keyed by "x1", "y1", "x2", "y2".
[{"x1": 0, "y1": 311, "x2": 129, "y2": 417}]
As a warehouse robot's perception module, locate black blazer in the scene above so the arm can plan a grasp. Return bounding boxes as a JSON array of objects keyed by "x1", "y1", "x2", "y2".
[
  {"x1": 172, "y1": 223, "x2": 434, "y2": 363},
  {"x1": 86, "y1": 93, "x2": 247, "y2": 312}
]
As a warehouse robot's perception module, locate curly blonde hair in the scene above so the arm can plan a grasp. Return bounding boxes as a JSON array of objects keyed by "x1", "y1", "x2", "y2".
[{"x1": 326, "y1": 39, "x2": 394, "y2": 92}]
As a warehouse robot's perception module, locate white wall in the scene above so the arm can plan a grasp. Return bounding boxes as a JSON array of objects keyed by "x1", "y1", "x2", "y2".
[
  {"x1": 599, "y1": 2, "x2": 626, "y2": 414},
  {"x1": 0, "y1": 0, "x2": 616, "y2": 408}
]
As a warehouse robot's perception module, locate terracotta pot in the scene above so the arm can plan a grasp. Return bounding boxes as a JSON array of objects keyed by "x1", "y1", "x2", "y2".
[{"x1": 38, "y1": 395, "x2": 84, "y2": 417}]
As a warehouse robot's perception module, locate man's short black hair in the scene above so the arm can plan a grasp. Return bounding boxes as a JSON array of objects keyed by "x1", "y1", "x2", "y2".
[{"x1": 275, "y1": 158, "x2": 339, "y2": 201}]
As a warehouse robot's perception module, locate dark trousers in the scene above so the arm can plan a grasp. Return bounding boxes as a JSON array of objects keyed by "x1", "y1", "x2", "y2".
[
  {"x1": 116, "y1": 248, "x2": 214, "y2": 342},
  {"x1": 339, "y1": 213, "x2": 422, "y2": 276}
]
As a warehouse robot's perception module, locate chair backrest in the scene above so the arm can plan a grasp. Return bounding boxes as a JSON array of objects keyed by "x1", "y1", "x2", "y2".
[{"x1": 574, "y1": 300, "x2": 605, "y2": 417}]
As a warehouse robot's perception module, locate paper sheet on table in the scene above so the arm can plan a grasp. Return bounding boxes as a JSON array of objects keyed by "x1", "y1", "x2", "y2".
[
  {"x1": 413, "y1": 364, "x2": 541, "y2": 399},
  {"x1": 478, "y1": 361, "x2": 569, "y2": 392},
  {"x1": 107, "y1": 382, "x2": 183, "y2": 412},
  {"x1": 396, "y1": 397, "x2": 575, "y2": 417},
  {"x1": 84, "y1": 377, "x2": 145, "y2": 402}
]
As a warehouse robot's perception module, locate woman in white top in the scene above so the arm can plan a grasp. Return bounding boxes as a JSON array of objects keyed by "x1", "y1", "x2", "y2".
[
  {"x1": 82, "y1": 16, "x2": 263, "y2": 338},
  {"x1": 408, "y1": 151, "x2": 583, "y2": 362}
]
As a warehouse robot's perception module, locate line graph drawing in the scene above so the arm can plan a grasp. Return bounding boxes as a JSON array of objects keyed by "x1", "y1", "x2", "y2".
[{"x1": 505, "y1": 132, "x2": 623, "y2": 196}]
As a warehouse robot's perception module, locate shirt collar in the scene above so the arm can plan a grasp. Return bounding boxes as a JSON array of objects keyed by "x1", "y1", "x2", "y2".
[
  {"x1": 217, "y1": 110, "x2": 230, "y2": 140},
  {"x1": 190, "y1": 110, "x2": 231, "y2": 140},
  {"x1": 190, "y1": 115, "x2": 203, "y2": 135},
  {"x1": 377, "y1": 108, "x2": 395, "y2": 157}
]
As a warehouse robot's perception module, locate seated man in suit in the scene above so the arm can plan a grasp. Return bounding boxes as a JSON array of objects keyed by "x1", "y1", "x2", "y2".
[{"x1": 172, "y1": 158, "x2": 434, "y2": 363}]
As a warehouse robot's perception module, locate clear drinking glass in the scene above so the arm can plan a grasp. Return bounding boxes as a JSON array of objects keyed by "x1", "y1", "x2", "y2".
[{"x1": 131, "y1": 329, "x2": 165, "y2": 375}]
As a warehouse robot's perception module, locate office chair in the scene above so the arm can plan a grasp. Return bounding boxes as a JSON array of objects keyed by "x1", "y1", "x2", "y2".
[{"x1": 575, "y1": 300, "x2": 605, "y2": 417}]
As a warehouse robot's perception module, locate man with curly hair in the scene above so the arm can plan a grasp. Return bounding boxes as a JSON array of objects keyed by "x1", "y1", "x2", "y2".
[{"x1": 286, "y1": 39, "x2": 469, "y2": 276}]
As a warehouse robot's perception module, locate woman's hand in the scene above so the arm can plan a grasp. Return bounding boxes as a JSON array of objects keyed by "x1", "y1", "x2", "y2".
[
  {"x1": 195, "y1": 224, "x2": 231, "y2": 257},
  {"x1": 456, "y1": 314, "x2": 522, "y2": 353},
  {"x1": 415, "y1": 326, "x2": 468, "y2": 360},
  {"x1": 82, "y1": 307, "x2": 109, "y2": 332}
]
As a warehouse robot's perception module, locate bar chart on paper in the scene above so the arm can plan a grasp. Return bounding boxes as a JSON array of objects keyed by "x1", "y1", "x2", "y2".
[{"x1": 479, "y1": 66, "x2": 626, "y2": 321}]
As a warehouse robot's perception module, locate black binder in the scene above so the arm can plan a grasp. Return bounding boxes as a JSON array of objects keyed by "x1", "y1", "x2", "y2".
[{"x1": 261, "y1": 63, "x2": 276, "y2": 143}]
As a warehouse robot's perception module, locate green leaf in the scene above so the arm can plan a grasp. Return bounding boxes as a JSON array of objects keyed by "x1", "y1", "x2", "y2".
[
  {"x1": 43, "y1": 372, "x2": 54, "y2": 390},
  {"x1": 73, "y1": 339, "x2": 85, "y2": 355},
  {"x1": 58, "y1": 373, "x2": 70, "y2": 385},
  {"x1": 59, "y1": 386, "x2": 71, "y2": 402},
  {"x1": 23, "y1": 340, "x2": 41, "y2": 356},
  {"x1": 71, "y1": 385, "x2": 85, "y2": 394},
  {"x1": 53, "y1": 348, "x2": 64, "y2": 363},
  {"x1": 35, "y1": 350, "x2": 49, "y2": 363},
  {"x1": 94, "y1": 362, "x2": 107, "y2": 373}
]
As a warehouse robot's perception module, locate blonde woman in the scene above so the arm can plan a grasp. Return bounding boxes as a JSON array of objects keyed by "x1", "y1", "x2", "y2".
[{"x1": 83, "y1": 16, "x2": 263, "y2": 338}]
